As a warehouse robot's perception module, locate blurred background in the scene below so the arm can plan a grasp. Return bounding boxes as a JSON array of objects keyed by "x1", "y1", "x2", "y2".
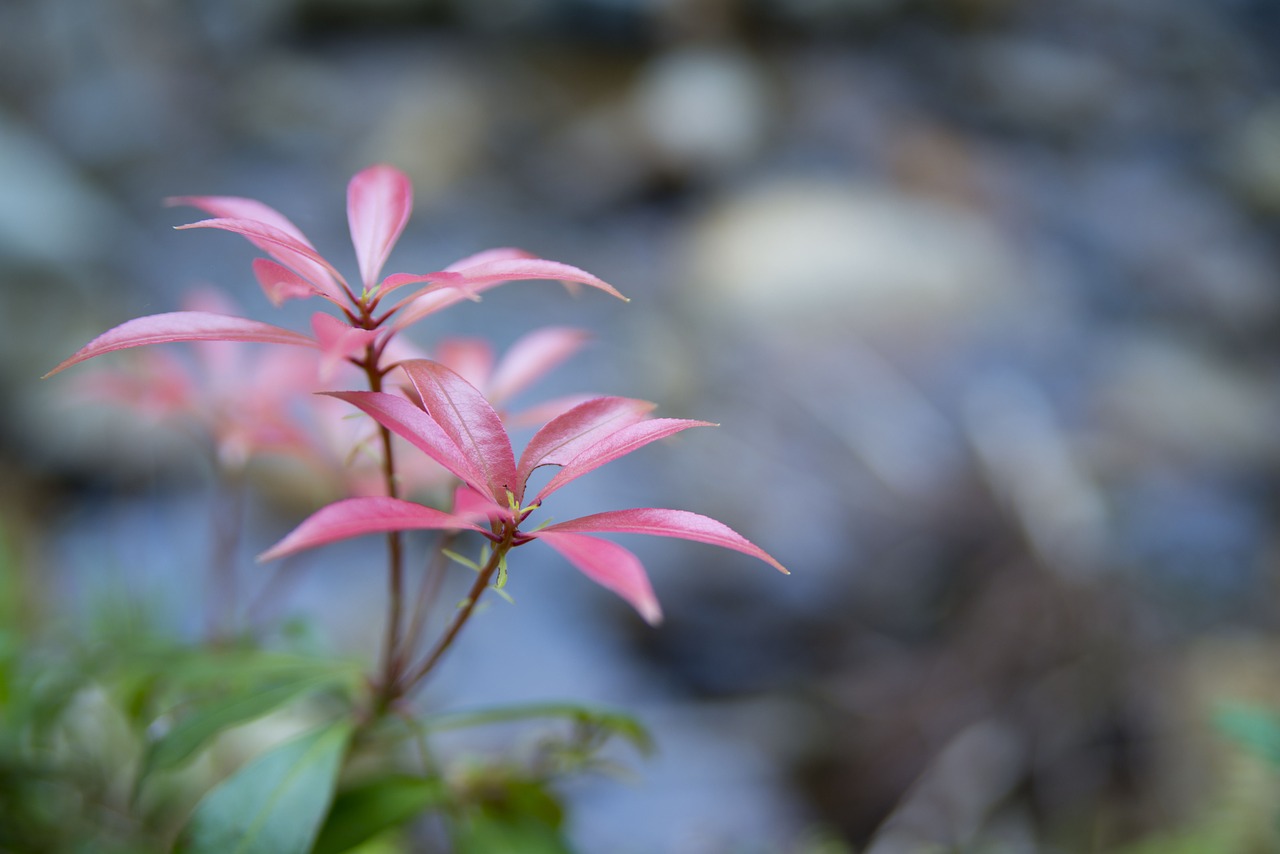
[{"x1": 3, "y1": 0, "x2": 1280, "y2": 850}]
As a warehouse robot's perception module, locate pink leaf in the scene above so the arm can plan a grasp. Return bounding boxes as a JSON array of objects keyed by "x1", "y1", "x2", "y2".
[
  {"x1": 373, "y1": 246, "x2": 542, "y2": 295},
  {"x1": 533, "y1": 418, "x2": 715, "y2": 504},
  {"x1": 326, "y1": 390, "x2": 492, "y2": 500},
  {"x1": 171, "y1": 196, "x2": 347, "y2": 302},
  {"x1": 377, "y1": 270, "x2": 466, "y2": 296},
  {"x1": 387, "y1": 257, "x2": 628, "y2": 333},
  {"x1": 177, "y1": 217, "x2": 348, "y2": 303},
  {"x1": 310, "y1": 313, "x2": 380, "y2": 380},
  {"x1": 517, "y1": 397, "x2": 656, "y2": 492},
  {"x1": 433, "y1": 338, "x2": 496, "y2": 392},
  {"x1": 452, "y1": 483, "x2": 507, "y2": 523},
  {"x1": 445, "y1": 258, "x2": 628, "y2": 301},
  {"x1": 506, "y1": 394, "x2": 598, "y2": 430},
  {"x1": 45, "y1": 312, "x2": 316, "y2": 377},
  {"x1": 534, "y1": 531, "x2": 662, "y2": 625},
  {"x1": 179, "y1": 290, "x2": 245, "y2": 381},
  {"x1": 168, "y1": 194, "x2": 313, "y2": 243},
  {"x1": 259, "y1": 496, "x2": 483, "y2": 562},
  {"x1": 488, "y1": 326, "x2": 592, "y2": 405},
  {"x1": 400, "y1": 360, "x2": 518, "y2": 504},
  {"x1": 347, "y1": 164, "x2": 413, "y2": 289},
  {"x1": 444, "y1": 247, "x2": 537, "y2": 271},
  {"x1": 386, "y1": 282, "x2": 489, "y2": 331},
  {"x1": 254, "y1": 259, "x2": 327, "y2": 307},
  {"x1": 541, "y1": 508, "x2": 788, "y2": 574},
  {"x1": 73, "y1": 348, "x2": 195, "y2": 418}
]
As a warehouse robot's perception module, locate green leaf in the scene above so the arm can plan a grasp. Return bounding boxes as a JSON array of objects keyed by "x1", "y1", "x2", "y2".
[
  {"x1": 143, "y1": 670, "x2": 351, "y2": 777},
  {"x1": 425, "y1": 702, "x2": 653, "y2": 755},
  {"x1": 453, "y1": 780, "x2": 573, "y2": 854},
  {"x1": 178, "y1": 719, "x2": 354, "y2": 854},
  {"x1": 312, "y1": 775, "x2": 448, "y2": 854},
  {"x1": 454, "y1": 812, "x2": 574, "y2": 854},
  {"x1": 495, "y1": 552, "x2": 509, "y2": 589},
  {"x1": 489, "y1": 585, "x2": 516, "y2": 605},
  {"x1": 442, "y1": 549, "x2": 481, "y2": 572},
  {"x1": 159, "y1": 650, "x2": 361, "y2": 692}
]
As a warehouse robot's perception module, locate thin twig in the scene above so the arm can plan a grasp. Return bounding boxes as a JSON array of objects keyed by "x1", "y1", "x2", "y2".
[
  {"x1": 398, "y1": 535, "x2": 508, "y2": 696},
  {"x1": 402, "y1": 531, "x2": 457, "y2": 663}
]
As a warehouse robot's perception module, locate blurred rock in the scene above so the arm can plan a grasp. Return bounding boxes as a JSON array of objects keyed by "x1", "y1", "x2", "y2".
[
  {"x1": 865, "y1": 719, "x2": 1024, "y2": 853},
  {"x1": 1220, "y1": 100, "x2": 1280, "y2": 214},
  {"x1": 791, "y1": 339, "x2": 962, "y2": 501},
  {"x1": 963, "y1": 371, "x2": 1107, "y2": 577},
  {"x1": 683, "y1": 179, "x2": 1020, "y2": 335},
  {"x1": 1116, "y1": 472, "x2": 1267, "y2": 624},
  {"x1": 0, "y1": 112, "x2": 120, "y2": 268},
  {"x1": 756, "y1": 0, "x2": 912, "y2": 28},
  {"x1": 1092, "y1": 333, "x2": 1279, "y2": 467},
  {"x1": 1068, "y1": 159, "x2": 1280, "y2": 332},
  {"x1": 355, "y1": 62, "x2": 492, "y2": 205},
  {"x1": 629, "y1": 46, "x2": 772, "y2": 178},
  {"x1": 226, "y1": 52, "x2": 359, "y2": 154},
  {"x1": 962, "y1": 38, "x2": 1122, "y2": 136}
]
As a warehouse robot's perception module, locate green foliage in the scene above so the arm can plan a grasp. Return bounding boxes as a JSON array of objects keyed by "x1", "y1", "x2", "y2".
[
  {"x1": 1216, "y1": 703, "x2": 1280, "y2": 768},
  {"x1": 426, "y1": 701, "x2": 654, "y2": 757},
  {"x1": 141, "y1": 653, "x2": 360, "y2": 778},
  {"x1": 452, "y1": 773, "x2": 573, "y2": 854},
  {"x1": 1113, "y1": 701, "x2": 1280, "y2": 854},
  {"x1": 0, "y1": 605, "x2": 650, "y2": 853},
  {"x1": 0, "y1": 520, "x2": 654, "y2": 852},
  {"x1": 312, "y1": 775, "x2": 448, "y2": 854},
  {"x1": 178, "y1": 720, "x2": 354, "y2": 854}
]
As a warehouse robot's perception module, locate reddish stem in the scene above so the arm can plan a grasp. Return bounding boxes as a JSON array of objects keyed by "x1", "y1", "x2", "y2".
[{"x1": 397, "y1": 528, "x2": 512, "y2": 696}]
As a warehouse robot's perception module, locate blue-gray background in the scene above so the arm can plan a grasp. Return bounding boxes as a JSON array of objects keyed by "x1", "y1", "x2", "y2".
[{"x1": 3, "y1": 1, "x2": 1280, "y2": 851}]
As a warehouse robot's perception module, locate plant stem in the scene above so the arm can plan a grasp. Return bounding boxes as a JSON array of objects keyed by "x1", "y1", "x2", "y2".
[
  {"x1": 206, "y1": 466, "x2": 245, "y2": 642},
  {"x1": 402, "y1": 531, "x2": 457, "y2": 661},
  {"x1": 364, "y1": 354, "x2": 407, "y2": 710},
  {"x1": 398, "y1": 535, "x2": 509, "y2": 696}
]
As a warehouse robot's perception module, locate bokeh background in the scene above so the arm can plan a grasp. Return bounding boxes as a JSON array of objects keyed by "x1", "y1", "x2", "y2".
[{"x1": 3, "y1": 0, "x2": 1280, "y2": 850}]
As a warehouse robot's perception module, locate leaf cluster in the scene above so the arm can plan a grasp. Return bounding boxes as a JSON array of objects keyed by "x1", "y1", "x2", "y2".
[{"x1": 0, "y1": 591, "x2": 649, "y2": 852}]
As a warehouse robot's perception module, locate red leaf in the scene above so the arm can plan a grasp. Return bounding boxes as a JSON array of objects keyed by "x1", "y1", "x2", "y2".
[
  {"x1": 172, "y1": 196, "x2": 347, "y2": 303},
  {"x1": 310, "y1": 313, "x2": 379, "y2": 380},
  {"x1": 541, "y1": 508, "x2": 788, "y2": 574},
  {"x1": 400, "y1": 360, "x2": 518, "y2": 505},
  {"x1": 326, "y1": 390, "x2": 491, "y2": 500},
  {"x1": 177, "y1": 217, "x2": 349, "y2": 303},
  {"x1": 253, "y1": 259, "x2": 327, "y2": 307},
  {"x1": 444, "y1": 247, "x2": 537, "y2": 271},
  {"x1": 347, "y1": 164, "x2": 413, "y2": 289},
  {"x1": 45, "y1": 312, "x2": 316, "y2": 377},
  {"x1": 387, "y1": 256, "x2": 628, "y2": 333},
  {"x1": 168, "y1": 194, "x2": 312, "y2": 243},
  {"x1": 532, "y1": 418, "x2": 715, "y2": 504},
  {"x1": 516, "y1": 397, "x2": 656, "y2": 496},
  {"x1": 385, "y1": 281, "x2": 485, "y2": 331},
  {"x1": 259, "y1": 497, "x2": 483, "y2": 562},
  {"x1": 448, "y1": 257, "x2": 627, "y2": 301},
  {"x1": 534, "y1": 531, "x2": 662, "y2": 625},
  {"x1": 488, "y1": 326, "x2": 592, "y2": 405},
  {"x1": 433, "y1": 338, "x2": 495, "y2": 392}
]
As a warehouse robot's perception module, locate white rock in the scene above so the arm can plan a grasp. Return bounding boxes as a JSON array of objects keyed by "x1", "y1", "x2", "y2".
[
  {"x1": 684, "y1": 180, "x2": 1019, "y2": 331},
  {"x1": 630, "y1": 46, "x2": 772, "y2": 175}
]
